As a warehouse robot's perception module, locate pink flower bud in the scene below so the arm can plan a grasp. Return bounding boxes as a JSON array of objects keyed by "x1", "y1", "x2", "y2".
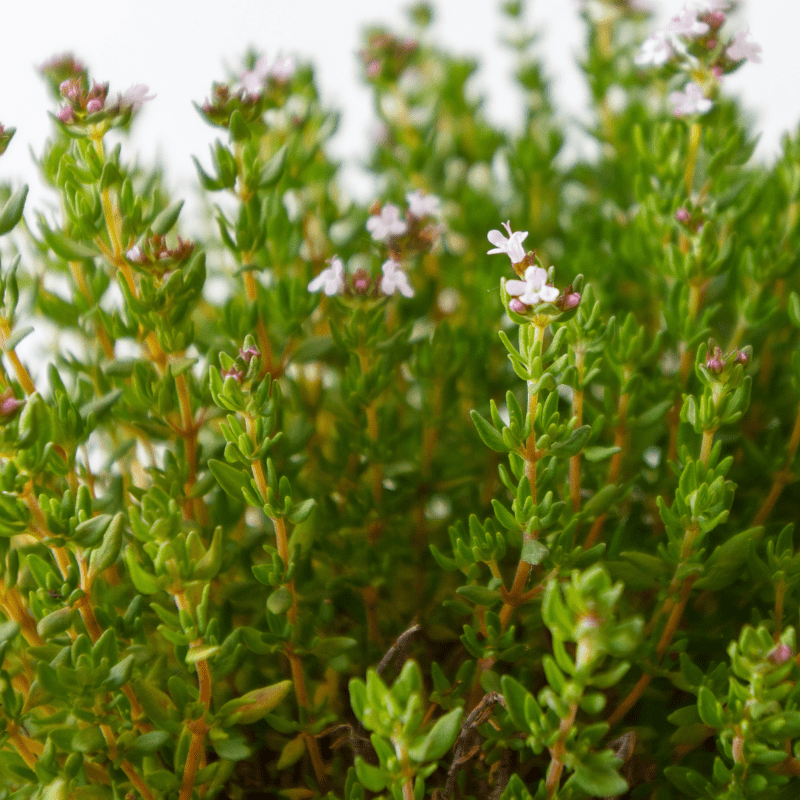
[
  {"x1": 222, "y1": 366, "x2": 244, "y2": 382},
  {"x1": 508, "y1": 298, "x2": 529, "y2": 314},
  {"x1": 562, "y1": 292, "x2": 581, "y2": 310},
  {"x1": 706, "y1": 346, "x2": 724, "y2": 374},
  {"x1": 0, "y1": 389, "x2": 24, "y2": 417},
  {"x1": 707, "y1": 11, "x2": 725, "y2": 28},
  {"x1": 60, "y1": 77, "x2": 82, "y2": 100},
  {"x1": 86, "y1": 97, "x2": 104, "y2": 113},
  {"x1": 57, "y1": 106, "x2": 75, "y2": 124},
  {"x1": 675, "y1": 208, "x2": 690, "y2": 223},
  {"x1": 769, "y1": 643, "x2": 792, "y2": 665},
  {"x1": 239, "y1": 345, "x2": 261, "y2": 364},
  {"x1": 366, "y1": 60, "x2": 382, "y2": 79},
  {"x1": 711, "y1": 65, "x2": 724, "y2": 79},
  {"x1": 707, "y1": 39, "x2": 718, "y2": 50},
  {"x1": 734, "y1": 349, "x2": 749, "y2": 366}
]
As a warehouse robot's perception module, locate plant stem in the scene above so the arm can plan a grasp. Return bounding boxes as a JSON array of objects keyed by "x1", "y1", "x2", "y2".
[
  {"x1": 584, "y1": 387, "x2": 628, "y2": 549},
  {"x1": 752, "y1": 402, "x2": 800, "y2": 526},
  {"x1": 546, "y1": 703, "x2": 578, "y2": 798},
  {"x1": 243, "y1": 269, "x2": 275, "y2": 379},
  {"x1": 569, "y1": 352, "x2": 585, "y2": 513},
  {"x1": 684, "y1": 122, "x2": 702, "y2": 196},
  {"x1": 497, "y1": 325, "x2": 546, "y2": 631}
]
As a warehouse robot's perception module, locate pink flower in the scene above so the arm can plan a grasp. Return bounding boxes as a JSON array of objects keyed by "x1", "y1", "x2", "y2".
[
  {"x1": 635, "y1": 34, "x2": 673, "y2": 67},
  {"x1": 240, "y1": 56, "x2": 271, "y2": 96},
  {"x1": 380, "y1": 260, "x2": 414, "y2": 298},
  {"x1": 505, "y1": 266, "x2": 559, "y2": 306},
  {"x1": 769, "y1": 643, "x2": 793, "y2": 665},
  {"x1": 508, "y1": 298, "x2": 529, "y2": 314},
  {"x1": 269, "y1": 57, "x2": 295, "y2": 82},
  {"x1": 487, "y1": 221, "x2": 528, "y2": 265},
  {"x1": 0, "y1": 389, "x2": 24, "y2": 417},
  {"x1": 366, "y1": 203, "x2": 408, "y2": 241},
  {"x1": 727, "y1": 28, "x2": 762, "y2": 64},
  {"x1": 118, "y1": 84, "x2": 155, "y2": 112},
  {"x1": 406, "y1": 190, "x2": 440, "y2": 219},
  {"x1": 308, "y1": 257, "x2": 346, "y2": 296},
  {"x1": 665, "y1": 8, "x2": 709, "y2": 37},
  {"x1": 222, "y1": 365, "x2": 244, "y2": 382},
  {"x1": 670, "y1": 82, "x2": 712, "y2": 116},
  {"x1": 86, "y1": 98, "x2": 104, "y2": 113}
]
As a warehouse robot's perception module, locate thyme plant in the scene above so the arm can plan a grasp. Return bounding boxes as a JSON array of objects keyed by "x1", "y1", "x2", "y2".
[{"x1": 1, "y1": 1, "x2": 799, "y2": 798}]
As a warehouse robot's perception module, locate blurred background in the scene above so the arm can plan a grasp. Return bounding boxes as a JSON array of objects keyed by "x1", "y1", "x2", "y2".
[{"x1": 2, "y1": 0, "x2": 798, "y2": 209}]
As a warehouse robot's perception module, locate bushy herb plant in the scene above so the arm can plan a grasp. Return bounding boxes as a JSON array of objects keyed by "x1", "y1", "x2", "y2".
[{"x1": 1, "y1": 1, "x2": 800, "y2": 798}]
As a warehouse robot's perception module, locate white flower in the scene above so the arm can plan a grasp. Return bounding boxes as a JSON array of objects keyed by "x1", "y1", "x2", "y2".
[
  {"x1": 670, "y1": 82, "x2": 713, "y2": 116},
  {"x1": 269, "y1": 57, "x2": 295, "y2": 82},
  {"x1": 380, "y1": 260, "x2": 414, "y2": 298},
  {"x1": 308, "y1": 257, "x2": 345, "y2": 296},
  {"x1": 240, "y1": 56, "x2": 271, "y2": 96},
  {"x1": 127, "y1": 245, "x2": 143, "y2": 262},
  {"x1": 406, "y1": 190, "x2": 440, "y2": 219},
  {"x1": 635, "y1": 34, "x2": 673, "y2": 67},
  {"x1": 505, "y1": 267, "x2": 559, "y2": 306},
  {"x1": 487, "y1": 221, "x2": 528, "y2": 265},
  {"x1": 665, "y1": 8, "x2": 709, "y2": 37},
  {"x1": 727, "y1": 28, "x2": 762, "y2": 64},
  {"x1": 118, "y1": 84, "x2": 155, "y2": 112},
  {"x1": 366, "y1": 203, "x2": 408, "y2": 241}
]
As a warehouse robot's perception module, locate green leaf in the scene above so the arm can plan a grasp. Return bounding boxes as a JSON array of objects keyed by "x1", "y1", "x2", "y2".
[
  {"x1": 73, "y1": 726, "x2": 106, "y2": 753},
  {"x1": 354, "y1": 757, "x2": 388, "y2": 792},
  {"x1": 267, "y1": 586, "x2": 294, "y2": 615},
  {"x1": 37, "y1": 607, "x2": 74, "y2": 638},
  {"x1": 549, "y1": 425, "x2": 591, "y2": 458},
  {"x1": 128, "y1": 731, "x2": 171, "y2": 754},
  {"x1": 0, "y1": 185, "x2": 28, "y2": 235},
  {"x1": 218, "y1": 679, "x2": 293, "y2": 725},
  {"x1": 470, "y1": 410, "x2": 508, "y2": 453},
  {"x1": 697, "y1": 686, "x2": 725, "y2": 728},
  {"x1": 408, "y1": 707, "x2": 463, "y2": 763},
  {"x1": 521, "y1": 539, "x2": 549, "y2": 565},
  {"x1": 123, "y1": 549, "x2": 163, "y2": 595},
  {"x1": 573, "y1": 761, "x2": 627, "y2": 797},
  {"x1": 276, "y1": 734, "x2": 306, "y2": 770},
  {"x1": 151, "y1": 200, "x2": 184, "y2": 236},
  {"x1": 259, "y1": 144, "x2": 288, "y2": 187},
  {"x1": 583, "y1": 445, "x2": 621, "y2": 463},
  {"x1": 105, "y1": 654, "x2": 135, "y2": 690},
  {"x1": 208, "y1": 458, "x2": 250, "y2": 502},
  {"x1": 88, "y1": 512, "x2": 124, "y2": 580},
  {"x1": 456, "y1": 585, "x2": 502, "y2": 607},
  {"x1": 4, "y1": 325, "x2": 35, "y2": 351},
  {"x1": 501, "y1": 675, "x2": 532, "y2": 732},
  {"x1": 694, "y1": 527, "x2": 762, "y2": 590}
]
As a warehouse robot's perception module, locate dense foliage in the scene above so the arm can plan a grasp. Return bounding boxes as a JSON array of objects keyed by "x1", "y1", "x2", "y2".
[{"x1": 1, "y1": 1, "x2": 799, "y2": 798}]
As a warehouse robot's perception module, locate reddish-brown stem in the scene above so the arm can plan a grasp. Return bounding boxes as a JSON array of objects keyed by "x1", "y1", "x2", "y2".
[
  {"x1": 546, "y1": 703, "x2": 579, "y2": 798},
  {"x1": 607, "y1": 575, "x2": 696, "y2": 729},
  {"x1": 775, "y1": 580, "x2": 787, "y2": 638},
  {"x1": 584, "y1": 389, "x2": 629, "y2": 549},
  {"x1": 569, "y1": 383, "x2": 584, "y2": 513},
  {"x1": 752, "y1": 403, "x2": 800, "y2": 526}
]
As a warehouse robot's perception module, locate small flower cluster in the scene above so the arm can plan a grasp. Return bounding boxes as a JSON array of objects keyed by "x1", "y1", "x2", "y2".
[
  {"x1": 704, "y1": 338, "x2": 750, "y2": 377},
  {"x1": 366, "y1": 190, "x2": 441, "y2": 255},
  {"x1": 359, "y1": 29, "x2": 418, "y2": 82},
  {"x1": 308, "y1": 257, "x2": 414, "y2": 299},
  {"x1": 238, "y1": 55, "x2": 296, "y2": 98},
  {"x1": 634, "y1": 1, "x2": 761, "y2": 118},
  {"x1": 127, "y1": 234, "x2": 195, "y2": 276},
  {"x1": 55, "y1": 76, "x2": 154, "y2": 126},
  {"x1": 488, "y1": 222, "x2": 580, "y2": 318},
  {"x1": 221, "y1": 343, "x2": 262, "y2": 383}
]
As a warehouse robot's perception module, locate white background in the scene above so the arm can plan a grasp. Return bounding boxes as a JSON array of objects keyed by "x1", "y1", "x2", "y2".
[{"x1": 1, "y1": 0, "x2": 798, "y2": 210}]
